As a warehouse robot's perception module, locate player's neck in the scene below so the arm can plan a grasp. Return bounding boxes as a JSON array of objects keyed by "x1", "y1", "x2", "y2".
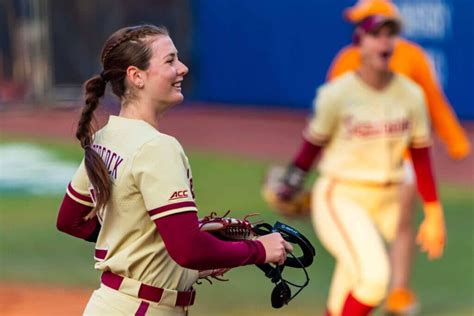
[
  {"x1": 356, "y1": 67, "x2": 393, "y2": 91},
  {"x1": 119, "y1": 100, "x2": 165, "y2": 129}
]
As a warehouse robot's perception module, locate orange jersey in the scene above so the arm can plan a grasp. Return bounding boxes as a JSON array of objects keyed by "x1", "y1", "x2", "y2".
[{"x1": 327, "y1": 38, "x2": 470, "y2": 160}]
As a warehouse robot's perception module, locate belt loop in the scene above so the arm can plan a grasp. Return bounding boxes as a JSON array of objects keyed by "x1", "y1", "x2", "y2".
[
  {"x1": 181, "y1": 287, "x2": 195, "y2": 309},
  {"x1": 188, "y1": 288, "x2": 196, "y2": 306},
  {"x1": 102, "y1": 271, "x2": 124, "y2": 290},
  {"x1": 183, "y1": 288, "x2": 194, "y2": 312}
]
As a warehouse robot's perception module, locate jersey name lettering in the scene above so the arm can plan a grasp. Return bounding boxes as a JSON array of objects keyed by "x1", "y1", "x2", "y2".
[{"x1": 92, "y1": 144, "x2": 124, "y2": 180}]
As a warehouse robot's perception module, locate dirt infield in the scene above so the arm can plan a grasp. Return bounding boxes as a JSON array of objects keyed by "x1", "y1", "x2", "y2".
[
  {"x1": 1, "y1": 103, "x2": 473, "y2": 184},
  {"x1": 0, "y1": 283, "x2": 316, "y2": 316},
  {"x1": 0, "y1": 283, "x2": 91, "y2": 316}
]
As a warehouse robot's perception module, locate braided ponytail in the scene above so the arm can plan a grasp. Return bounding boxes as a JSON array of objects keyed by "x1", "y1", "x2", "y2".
[
  {"x1": 76, "y1": 75, "x2": 110, "y2": 213},
  {"x1": 75, "y1": 24, "x2": 168, "y2": 214}
]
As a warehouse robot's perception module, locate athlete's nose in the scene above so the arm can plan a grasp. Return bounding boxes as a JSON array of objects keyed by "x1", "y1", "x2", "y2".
[{"x1": 177, "y1": 60, "x2": 189, "y2": 77}]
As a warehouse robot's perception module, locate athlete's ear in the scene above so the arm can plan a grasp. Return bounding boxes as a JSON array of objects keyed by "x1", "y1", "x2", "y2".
[
  {"x1": 126, "y1": 66, "x2": 145, "y2": 89},
  {"x1": 353, "y1": 27, "x2": 365, "y2": 45}
]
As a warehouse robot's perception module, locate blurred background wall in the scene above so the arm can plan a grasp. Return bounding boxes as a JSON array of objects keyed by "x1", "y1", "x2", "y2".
[{"x1": 0, "y1": 0, "x2": 473, "y2": 118}]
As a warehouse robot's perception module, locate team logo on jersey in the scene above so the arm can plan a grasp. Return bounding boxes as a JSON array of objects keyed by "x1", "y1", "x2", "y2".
[
  {"x1": 169, "y1": 190, "x2": 189, "y2": 200},
  {"x1": 343, "y1": 115, "x2": 410, "y2": 137}
]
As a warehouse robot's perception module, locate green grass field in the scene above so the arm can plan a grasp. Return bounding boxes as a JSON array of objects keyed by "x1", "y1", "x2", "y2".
[{"x1": 0, "y1": 138, "x2": 473, "y2": 315}]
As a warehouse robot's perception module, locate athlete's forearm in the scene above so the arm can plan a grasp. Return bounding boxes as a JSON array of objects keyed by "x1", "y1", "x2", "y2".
[
  {"x1": 409, "y1": 147, "x2": 438, "y2": 203},
  {"x1": 410, "y1": 148, "x2": 446, "y2": 260},
  {"x1": 292, "y1": 138, "x2": 323, "y2": 171},
  {"x1": 56, "y1": 193, "x2": 101, "y2": 242},
  {"x1": 276, "y1": 138, "x2": 323, "y2": 200},
  {"x1": 427, "y1": 94, "x2": 470, "y2": 159},
  {"x1": 155, "y1": 212, "x2": 266, "y2": 270},
  {"x1": 413, "y1": 49, "x2": 470, "y2": 158}
]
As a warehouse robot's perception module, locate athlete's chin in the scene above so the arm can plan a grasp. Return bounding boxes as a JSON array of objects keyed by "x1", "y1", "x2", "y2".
[
  {"x1": 167, "y1": 93, "x2": 185, "y2": 106},
  {"x1": 373, "y1": 62, "x2": 390, "y2": 73},
  {"x1": 377, "y1": 58, "x2": 391, "y2": 69},
  {"x1": 174, "y1": 93, "x2": 184, "y2": 104}
]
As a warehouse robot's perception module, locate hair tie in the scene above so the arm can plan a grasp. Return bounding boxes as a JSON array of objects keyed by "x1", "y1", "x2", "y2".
[{"x1": 100, "y1": 71, "x2": 108, "y2": 83}]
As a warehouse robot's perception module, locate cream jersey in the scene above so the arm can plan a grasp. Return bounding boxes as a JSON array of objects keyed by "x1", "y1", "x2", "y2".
[
  {"x1": 305, "y1": 71, "x2": 431, "y2": 184},
  {"x1": 67, "y1": 116, "x2": 199, "y2": 291}
]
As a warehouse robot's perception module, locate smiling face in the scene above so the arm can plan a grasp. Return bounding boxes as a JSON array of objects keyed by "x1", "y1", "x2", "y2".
[
  {"x1": 145, "y1": 35, "x2": 189, "y2": 107},
  {"x1": 129, "y1": 35, "x2": 189, "y2": 110},
  {"x1": 358, "y1": 22, "x2": 398, "y2": 72}
]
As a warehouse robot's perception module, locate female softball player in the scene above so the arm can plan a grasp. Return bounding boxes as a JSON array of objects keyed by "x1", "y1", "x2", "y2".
[
  {"x1": 278, "y1": 15, "x2": 446, "y2": 316},
  {"x1": 56, "y1": 24, "x2": 291, "y2": 316},
  {"x1": 326, "y1": 1, "x2": 470, "y2": 313}
]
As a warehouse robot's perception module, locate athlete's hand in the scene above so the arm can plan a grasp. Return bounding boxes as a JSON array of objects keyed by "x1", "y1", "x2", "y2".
[
  {"x1": 416, "y1": 202, "x2": 446, "y2": 260},
  {"x1": 277, "y1": 165, "x2": 307, "y2": 201},
  {"x1": 262, "y1": 165, "x2": 311, "y2": 218},
  {"x1": 257, "y1": 233, "x2": 293, "y2": 265}
]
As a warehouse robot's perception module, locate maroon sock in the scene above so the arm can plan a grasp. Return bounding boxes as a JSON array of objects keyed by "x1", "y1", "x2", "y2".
[{"x1": 341, "y1": 293, "x2": 374, "y2": 316}]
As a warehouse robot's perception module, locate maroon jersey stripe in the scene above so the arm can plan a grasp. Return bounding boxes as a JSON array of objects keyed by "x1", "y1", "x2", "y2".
[
  {"x1": 134, "y1": 301, "x2": 150, "y2": 316},
  {"x1": 148, "y1": 201, "x2": 196, "y2": 217},
  {"x1": 67, "y1": 183, "x2": 93, "y2": 203},
  {"x1": 101, "y1": 271, "x2": 123, "y2": 290},
  {"x1": 95, "y1": 249, "x2": 108, "y2": 260}
]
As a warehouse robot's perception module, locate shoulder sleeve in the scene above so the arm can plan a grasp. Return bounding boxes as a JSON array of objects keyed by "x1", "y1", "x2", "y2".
[
  {"x1": 326, "y1": 45, "x2": 360, "y2": 81},
  {"x1": 132, "y1": 137, "x2": 197, "y2": 221},
  {"x1": 304, "y1": 85, "x2": 340, "y2": 146},
  {"x1": 409, "y1": 86, "x2": 432, "y2": 148},
  {"x1": 66, "y1": 159, "x2": 94, "y2": 207}
]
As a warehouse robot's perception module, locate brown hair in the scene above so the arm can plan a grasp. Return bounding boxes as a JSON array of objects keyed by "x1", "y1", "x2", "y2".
[{"x1": 76, "y1": 25, "x2": 168, "y2": 213}]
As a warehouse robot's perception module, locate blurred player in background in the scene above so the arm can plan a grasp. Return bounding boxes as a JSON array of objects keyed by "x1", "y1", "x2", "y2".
[
  {"x1": 56, "y1": 24, "x2": 290, "y2": 316},
  {"x1": 276, "y1": 13, "x2": 446, "y2": 316},
  {"x1": 327, "y1": 0, "x2": 470, "y2": 314}
]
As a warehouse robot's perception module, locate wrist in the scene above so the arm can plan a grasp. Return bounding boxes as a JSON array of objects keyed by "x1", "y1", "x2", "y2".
[
  {"x1": 423, "y1": 201, "x2": 444, "y2": 218},
  {"x1": 283, "y1": 164, "x2": 307, "y2": 189},
  {"x1": 253, "y1": 240, "x2": 267, "y2": 264},
  {"x1": 278, "y1": 164, "x2": 307, "y2": 201}
]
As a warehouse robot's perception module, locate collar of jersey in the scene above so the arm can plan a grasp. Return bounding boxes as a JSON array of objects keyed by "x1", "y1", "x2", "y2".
[
  {"x1": 108, "y1": 115, "x2": 156, "y2": 130},
  {"x1": 352, "y1": 71, "x2": 397, "y2": 95}
]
